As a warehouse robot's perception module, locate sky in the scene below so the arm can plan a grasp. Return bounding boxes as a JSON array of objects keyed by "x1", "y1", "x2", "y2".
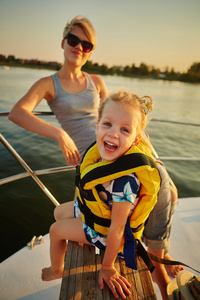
[{"x1": 0, "y1": 0, "x2": 200, "y2": 73}]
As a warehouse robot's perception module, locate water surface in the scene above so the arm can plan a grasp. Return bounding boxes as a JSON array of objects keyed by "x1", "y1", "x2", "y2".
[{"x1": 0, "y1": 67, "x2": 199, "y2": 262}]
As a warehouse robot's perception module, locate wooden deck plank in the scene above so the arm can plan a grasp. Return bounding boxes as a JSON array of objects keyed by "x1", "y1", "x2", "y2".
[
  {"x1": 59, "y1": 241, "x2": 157, "y2": 300},
  {"x1": 82, "y1": 244, "x2": 96, "y2": 299},
  {"x1": 119, "y1": 258, "x2": 138, "y2": 300},
  {"x1": 133, "y1": 258, "x2": 146, "y2": 300},
  {"x1": 68, "y1": 241, "x2": 79, "y2": 298},
  {"x1": 74, "y1": 243, "x2": 84, "y2": 300},
  {"x1": 137, "y1": 255, "x2": 157, "y2": 299},
  {"x1": 59, "y1": 240, "x2": 73, "y2": 298},
  {"x1": 96, "y1": 253, "x2": 103, "y2": 300}
]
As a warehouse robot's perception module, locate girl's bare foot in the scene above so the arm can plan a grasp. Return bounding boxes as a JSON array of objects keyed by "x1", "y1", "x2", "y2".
[
  {"x1": 41, "y1": 267, "x2": 63, "y2": 281},
  {"x1": 164, "y1": 254, "x2": 184, "y2": 278}
]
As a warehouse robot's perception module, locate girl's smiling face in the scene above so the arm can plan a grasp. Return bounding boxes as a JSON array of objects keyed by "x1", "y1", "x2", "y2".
[{"x1": 96, "y1": 100, "x2": 141, "y2": 161}]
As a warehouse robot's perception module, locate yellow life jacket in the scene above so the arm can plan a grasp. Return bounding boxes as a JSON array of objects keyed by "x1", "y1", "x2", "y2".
[{"x1": 76, "y1": 141, "x2": 161, "y2": 241}]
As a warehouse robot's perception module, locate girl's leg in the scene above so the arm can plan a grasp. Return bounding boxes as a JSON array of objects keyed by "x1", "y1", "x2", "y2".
[
  {"x1": 41, "y1": 217, "x2": 90, "y2": 281},
  {"x1": 54, "y1": 200, "x2": 75, "y2": 221},
  {"x1": 54, "y1": 190, "x2": 78, "y2": 221}
]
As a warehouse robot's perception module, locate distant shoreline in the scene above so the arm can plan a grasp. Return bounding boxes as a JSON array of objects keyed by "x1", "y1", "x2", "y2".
[
  {"x1": 0, "y1": 62, "x2": 59, "y2": 71},
  {"x1": 1, "y1": 62, "x2": 200, "y2": 84}
]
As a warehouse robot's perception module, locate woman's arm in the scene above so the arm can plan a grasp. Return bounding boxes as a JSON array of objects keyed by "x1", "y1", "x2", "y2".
[
  {"x1": 98, "y1": 201, "x2": 132, "y2": 299},
  {"x1": 9, "y1": 77, "x2": 57, "y2": 135},
  {"x1": 9, "y1": 76, "x2": 81, "y2": 165}
]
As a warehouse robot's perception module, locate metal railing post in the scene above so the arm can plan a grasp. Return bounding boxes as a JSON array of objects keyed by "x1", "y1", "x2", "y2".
[{"x1": 0, "y1": 133, "x2": 60, "y2": 207}]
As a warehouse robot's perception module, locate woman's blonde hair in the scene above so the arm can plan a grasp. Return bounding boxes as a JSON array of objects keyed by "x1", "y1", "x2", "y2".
[
  {"x1": 63, "y1": 15, "x2": 97, "y2": 49},
  {"x1": 98, "y1": 90, "x2": 154, "y2": 151}
]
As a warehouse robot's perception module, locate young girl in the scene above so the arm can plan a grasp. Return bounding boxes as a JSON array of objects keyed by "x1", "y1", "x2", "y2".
[{"x1": 42, "y1": 91, "x2": 161, "y2": 299}]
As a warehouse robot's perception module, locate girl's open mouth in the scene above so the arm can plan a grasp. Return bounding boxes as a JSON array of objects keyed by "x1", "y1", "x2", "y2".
[{"x1": 104, "y1": 141, "x2": 118, "y2": 151}]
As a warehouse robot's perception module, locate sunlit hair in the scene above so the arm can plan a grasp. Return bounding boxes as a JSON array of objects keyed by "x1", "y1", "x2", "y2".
[
  {"x1": 98, "y1": 90, "x2": 154, "y2": 151},
  {"x1": 63, "y1": 15, "x2": 97, "y2": 49}
]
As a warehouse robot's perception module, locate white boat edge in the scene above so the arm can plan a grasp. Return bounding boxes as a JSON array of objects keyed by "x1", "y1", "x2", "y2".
[
  {"x1": 0, "y1": 233, "x2": 62, "y2": 300},
  {"x1": 0, "y1": 197, "x2": 199, "y2": 300}
]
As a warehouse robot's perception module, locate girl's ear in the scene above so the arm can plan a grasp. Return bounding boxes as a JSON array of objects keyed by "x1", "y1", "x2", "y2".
[{"x1": 132, "y1": 135, "x2": 141, "y2": 146}]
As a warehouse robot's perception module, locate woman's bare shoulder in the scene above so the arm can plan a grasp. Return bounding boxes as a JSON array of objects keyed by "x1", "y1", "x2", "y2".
[
  {"x1": 37, "y1": 74, "x2": 54, "y2": 85},
  {"x1": 32, "y1": 75, "x2": 55, "y2": 101},
  {"x1": 89, "y1": 74, "x2": 108, "y2": 99},
  {"x1": 89, "y1": 73, "x2": 102, "y2": 83}
]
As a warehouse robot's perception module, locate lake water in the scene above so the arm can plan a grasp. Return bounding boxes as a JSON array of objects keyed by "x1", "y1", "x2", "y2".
[{"x1": 0, "y1": 66, "x2": 200, "y2": 262}]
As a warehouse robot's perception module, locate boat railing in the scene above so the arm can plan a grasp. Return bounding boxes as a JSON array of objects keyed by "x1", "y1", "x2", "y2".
[
  {"x1": 1, "y1": 110, "x2": 200, "y2": 127},
  {"x1": 1, "y1": 111, "x2": 200, "y2": 206}
]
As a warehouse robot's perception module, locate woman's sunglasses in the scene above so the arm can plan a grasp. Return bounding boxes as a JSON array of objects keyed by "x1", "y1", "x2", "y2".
[{"x1": 65, "y1": 33, "x2": 93, "y2": 53}]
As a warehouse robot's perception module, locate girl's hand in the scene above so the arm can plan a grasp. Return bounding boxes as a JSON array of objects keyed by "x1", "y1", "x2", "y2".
[
  {"x1": 98, "y1": 266, "x2": 131, "y2": 299},
  {"x1": 57, "y1": 129, "x2": 81, "y2": 166}
]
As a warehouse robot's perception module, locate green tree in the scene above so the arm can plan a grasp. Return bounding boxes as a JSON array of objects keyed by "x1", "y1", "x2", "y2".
[
  {"x1": 188, "y1": 62, "x2": 200, "y2": 74},
  {"x1": 7, "y1": 55, "x2": 16, "y2": 62},
  {"x1": 0, "y1": 54, "x2": 6, "y2": 62},
  {"x1": 123, "y1": 65, "x2": 131, "y2": 74},
  {"x1": 99, "y1": 64, "x2": 109, "y2": 74},
  {"x1": 138, "y1": 63, "x2": 149, "y2": 76}
]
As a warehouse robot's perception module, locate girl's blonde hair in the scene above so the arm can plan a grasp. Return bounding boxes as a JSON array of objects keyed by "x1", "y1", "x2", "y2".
[
  {"x1": 63, "y1": 15, "x2": 97, "y2": 49},
  {"x1": 98, "y1": 90, "x2": 154, "y2": 151}
]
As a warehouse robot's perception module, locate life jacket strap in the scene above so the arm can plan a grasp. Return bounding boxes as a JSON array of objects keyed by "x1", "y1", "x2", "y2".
[
  {"x1": 148, "y1": 253, "x2": 200, "y2": 274},
  {"x1": 124, "y1": 220, "x2": 137, "y2": 269},
  {"x1": 77, "y1": 195, "x2": 111, "y2": 229},
  {"x1": 131, "y1": 222, "x2": 145, "y2": 233},
  {"x1": 136, "y1": 240, "x2": 155, "y2": 273},
  {"x1": 136, "y1": 240, "x2": 200, "y2": 274},
  {"x1": 81, "y1": 151, "x2": 158, "y2": 188},
  {"x1": 124, "y1": 219, "x2": 155, "y2": 273}
]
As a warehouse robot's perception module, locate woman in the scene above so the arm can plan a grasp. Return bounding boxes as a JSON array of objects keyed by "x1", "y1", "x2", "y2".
[{"x1": 9, "y1": 15, "x2": 107, "y2": 166}]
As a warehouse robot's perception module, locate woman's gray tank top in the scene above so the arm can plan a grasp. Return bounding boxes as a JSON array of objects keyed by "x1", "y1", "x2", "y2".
[{"x1": 48, "y1": 73, "x2": 100, "y2": 157}]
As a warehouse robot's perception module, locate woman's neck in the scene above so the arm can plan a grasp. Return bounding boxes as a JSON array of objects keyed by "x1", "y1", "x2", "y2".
[
  {"x1": 58, "y1": 63, "x2": 83, "y2": 80},
  {"x1": 56, "y1": 65, "x2": 86, "y2": 94}
]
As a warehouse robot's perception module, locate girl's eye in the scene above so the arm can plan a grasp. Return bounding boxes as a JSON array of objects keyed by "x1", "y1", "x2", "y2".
[
  {"x1": 103, "y1": 122, "x2": 111, "y2": 127},
  {"x1": 121, "y1": 127, "x2": 129, "y2": 133}
]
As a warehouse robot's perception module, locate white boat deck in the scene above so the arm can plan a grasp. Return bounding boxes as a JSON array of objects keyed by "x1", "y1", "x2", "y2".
[
  {"x1": 154, "y1": 197, "x2": 200, "y2": 299},
  {"x1": 0, "y1": 197, "x2": 199, "y2": 300},
  {"x1": 0, "y1": 234, "x2": 61, "y2": 300}
]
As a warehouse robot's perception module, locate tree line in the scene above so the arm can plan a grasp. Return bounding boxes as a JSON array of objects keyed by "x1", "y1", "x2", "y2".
[{"x1": 1, "y1": 54, "x2": 200, "y2": 83}]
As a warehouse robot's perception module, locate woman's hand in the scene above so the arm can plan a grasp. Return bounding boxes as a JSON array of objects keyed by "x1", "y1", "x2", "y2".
[
  {"x1": 57, "y1": 129, "x2": 81, "y2": 166},
  {"x1": 98, "y1": 266, "x2": 131, "y2": 299}
]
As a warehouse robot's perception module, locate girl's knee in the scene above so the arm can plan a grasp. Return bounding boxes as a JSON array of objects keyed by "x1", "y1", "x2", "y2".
[
  {"x1": 49, "y1": 222, "x2": 57, "y2": 237},
  {"x1": 54, "y1": 206, "x2": 61, "y2": 221},
  {"x1": 54, "y1": 201, "x2": 75, "y2": 221},
  {"x1": 54, "y1": 203, "x2": 66, "y2": 220}
]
